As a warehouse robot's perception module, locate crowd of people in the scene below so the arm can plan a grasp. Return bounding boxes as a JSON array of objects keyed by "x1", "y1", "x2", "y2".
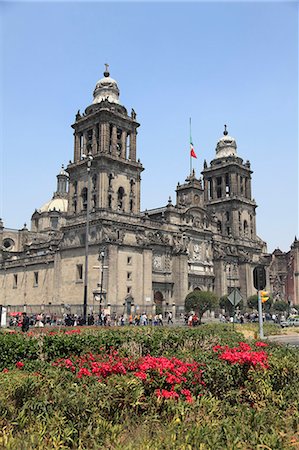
[
  {"x1": 8, "y1": 310, "x2": 176, "y2": 329},
  {"x1": 8, "y1": 309, "x2": 287, "y2": 331}
]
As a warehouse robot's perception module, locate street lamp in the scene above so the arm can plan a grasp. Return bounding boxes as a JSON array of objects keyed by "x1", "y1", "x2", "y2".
[
  {"x1": 83, "y1": 151, "x2": 93, "y2": 323},
  {"x1": 93, "y1": 249, "x2": 106, "y2": 325}
]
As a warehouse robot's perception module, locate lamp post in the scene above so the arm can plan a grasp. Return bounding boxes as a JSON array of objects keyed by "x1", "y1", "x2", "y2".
[
  {"x1": 83, "y1": 151, "x2": 93, "y2": 323},
  {"x1": 93, "y1": 248, "x2": 106, "y2": 325},
  {"x1": 99, "y1": 249, "x2": 105, "y2": 320}
]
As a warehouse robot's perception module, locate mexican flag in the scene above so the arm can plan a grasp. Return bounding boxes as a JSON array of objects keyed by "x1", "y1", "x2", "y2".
[{"x1": 190, "y1": 141, "x2": 197, "y2": 159}]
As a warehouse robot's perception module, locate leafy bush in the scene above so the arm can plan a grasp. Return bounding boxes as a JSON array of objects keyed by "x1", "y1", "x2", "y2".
[{"x1": 185, "y1": 290, "x2": 218, "y2": 323}]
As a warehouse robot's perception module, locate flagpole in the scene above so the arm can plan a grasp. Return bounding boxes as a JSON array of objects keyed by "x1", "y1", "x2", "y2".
[{"x1": 189, "y1": 117, "x2": 192, "y2": 175}]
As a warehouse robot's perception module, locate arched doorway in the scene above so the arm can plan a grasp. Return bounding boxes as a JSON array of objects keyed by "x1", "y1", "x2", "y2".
[
  {"x1": 154, "y1": 291, "x2": 164, "y2": 315},
  {"x1": 125, "y1": 295, "x2": 133, "y2": 316}
]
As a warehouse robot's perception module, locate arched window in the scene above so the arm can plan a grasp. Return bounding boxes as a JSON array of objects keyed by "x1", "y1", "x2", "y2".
[{"x1": 117, "y1": 187, "x2": 125, "y2": 211}]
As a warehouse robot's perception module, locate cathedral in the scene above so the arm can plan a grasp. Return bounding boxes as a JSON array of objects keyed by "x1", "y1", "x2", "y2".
[{"x1": 0, "y1": 67, "x2": 298, "y2": 317}]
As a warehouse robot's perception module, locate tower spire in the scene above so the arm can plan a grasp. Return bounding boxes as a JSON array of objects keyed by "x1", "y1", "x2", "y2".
[{"x1": 223, "y1": 124, "x2": 228, "y2": 136}]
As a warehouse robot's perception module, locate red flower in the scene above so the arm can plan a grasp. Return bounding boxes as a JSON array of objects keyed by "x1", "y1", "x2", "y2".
[
  {"x1": 255, "y1": 341, "x2": 268, "y2": 347},
  {"x1": 16, "y1": 361, "x2": 24, "y2": 369},
  {"x1": 134, "y1": 371, "x2": 147, "y2": 381},
  {"x1": 77, "y1": 367, "x2": 92, "y2": 378},
  {"x1": 2, "y1": 368, "x2": 9, "y2": 373}
]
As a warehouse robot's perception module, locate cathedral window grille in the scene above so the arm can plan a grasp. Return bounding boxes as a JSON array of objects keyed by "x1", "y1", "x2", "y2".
[
  {"x1": 217, "y1": 220, "x2": 222, "y2": 233},
  {"x1": 81, "y1": 187, "x2": 88, "y2": 211},
  {"x1": 34, "y1": 271, "x2": 39, "y2": 287},
  {"x1": 13, "y1": 274, "x2": 18, "y2": 289},
  {"x1": 76, "y1": 264, "x2": 83, "y2": 282}
]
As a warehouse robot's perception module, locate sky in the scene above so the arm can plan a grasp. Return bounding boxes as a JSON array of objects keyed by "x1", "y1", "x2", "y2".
[{"x1": 0, "y1": 1, "x2": 298, "y2": 253}]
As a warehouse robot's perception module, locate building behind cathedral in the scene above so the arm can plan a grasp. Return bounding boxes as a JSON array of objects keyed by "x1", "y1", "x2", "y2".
[{"x1": 0, "y1": 67, "x2": 298, "y2": 316}]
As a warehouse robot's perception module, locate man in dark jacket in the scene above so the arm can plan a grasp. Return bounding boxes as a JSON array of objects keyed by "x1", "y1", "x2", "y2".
[{"x1": 21, "y1": 312, "x2": 30, "y2": 332}]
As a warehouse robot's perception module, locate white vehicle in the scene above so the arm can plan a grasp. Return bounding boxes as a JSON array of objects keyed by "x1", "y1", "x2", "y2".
[{"x1": 280, "y1": 317, "x2": 299, "y2": 328}]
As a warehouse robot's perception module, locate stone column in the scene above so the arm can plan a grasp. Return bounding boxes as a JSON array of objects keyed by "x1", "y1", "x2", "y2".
[
  {"x1": 230, "y1": 173, "x2": 237, "y2": 196},
  {"x1": 222, "y1": 176, "x2": 226, "y2": 198},
  {"x1": 247, "y1": 177, "x2": 252, "y2": 199},
  {"x1": 121, "y1": 130, "x2": 127, "y2": 159},
  {"x1": 92, "y1": 125, "x2": 98, "y2": 155},
  {"x1": 129, "y1": 131, "x2": 137, "y2": 161},
  {"x1": 74, "y1": 133, "x2": 80, "y2": 162},
  {"x1": 100, "y1": 123, "x2": 109, "y2": 153},
  {"x1": 172, "y1": 254, "x2": 188, "y2": 308},
  {"x1": 212, "y1": 178, "x2": 217, "y2": 200},
  {"x1": 111, "y1": 126, "x2": 117, "y2": 156},
  {"x1": 204, "y1": 179, "x2": 209, "y2": 201}
]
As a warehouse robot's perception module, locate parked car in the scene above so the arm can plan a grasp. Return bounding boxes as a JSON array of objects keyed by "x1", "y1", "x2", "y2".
[{"x1": 280, "y1": 317, "x2": 299, "y2": 328}]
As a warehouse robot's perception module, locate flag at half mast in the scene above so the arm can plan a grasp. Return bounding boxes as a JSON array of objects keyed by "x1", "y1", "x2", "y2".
[
  {"x1": 190, "y1": 118, "x2": 197, "y2": 158},
  {"x1": 190, "y1": 140, "x2": 197, "y2": 159}
]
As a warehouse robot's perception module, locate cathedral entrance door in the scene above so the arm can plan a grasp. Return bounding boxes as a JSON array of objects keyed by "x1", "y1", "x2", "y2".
[{"x1": 125, "y1": 295, "x2": 133, "y2": 315}]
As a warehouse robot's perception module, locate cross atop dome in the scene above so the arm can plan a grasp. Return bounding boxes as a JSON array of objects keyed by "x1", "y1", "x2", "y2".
[
  {"x1": 93, "y1": 64, "x2": 120, "y2": 104},
  {"x1": 215, "y1": 124, "x2": 237, "y2": 159},
  {"x1": 104, "y1": 63, "x2": 110, "y2": 77}
]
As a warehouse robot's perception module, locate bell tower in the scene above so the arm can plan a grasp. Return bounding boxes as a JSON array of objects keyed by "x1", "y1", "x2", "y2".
[
  {"x1": 202, "y1": 126, "x2": 257, "y2": 240},
  {"x1": 67, "y1": 65, "x2": 143, "y2": 216}
]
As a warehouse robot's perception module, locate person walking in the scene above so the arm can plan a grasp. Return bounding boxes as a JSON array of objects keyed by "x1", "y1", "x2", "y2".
[{"x1": 21, "y1": 312, "x2": 30, "y2": 332}]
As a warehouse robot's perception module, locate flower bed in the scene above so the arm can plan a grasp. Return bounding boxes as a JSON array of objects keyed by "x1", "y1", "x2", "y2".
[{"x1": 0, "y1": 326, "x2": 298, "y2": 449}]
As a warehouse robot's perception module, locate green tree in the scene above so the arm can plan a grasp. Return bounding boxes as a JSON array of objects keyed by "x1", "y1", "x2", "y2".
[
  {"x1": 247, "y1": 294, "x2": 272, "y2": 311},
  {"x1": 185, "y1": 290, "x2": 218, "y2": 323},
  {"x1": 273, "y1": 300, "x2": 288, "y2": 312},
  {"x1": 247, "y1": 295, "x2": 258, "y2": 310}
]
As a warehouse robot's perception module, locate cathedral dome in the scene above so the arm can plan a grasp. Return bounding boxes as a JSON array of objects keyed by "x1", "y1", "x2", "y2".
[
  {"x1": 39, "y1": 198, "x2": 68, "y2": 213},
  {"x1": 215, "y1": 125, "x2": 237, "y2": 159},
  {"x1": 93, "y1": 64, "x2": 120, "y2": 104}
]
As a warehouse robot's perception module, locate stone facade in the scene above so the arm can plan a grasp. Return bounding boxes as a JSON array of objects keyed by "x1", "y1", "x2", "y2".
[{"x1": 0, "y1": 67, "x2": 298, "y2": 315}]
